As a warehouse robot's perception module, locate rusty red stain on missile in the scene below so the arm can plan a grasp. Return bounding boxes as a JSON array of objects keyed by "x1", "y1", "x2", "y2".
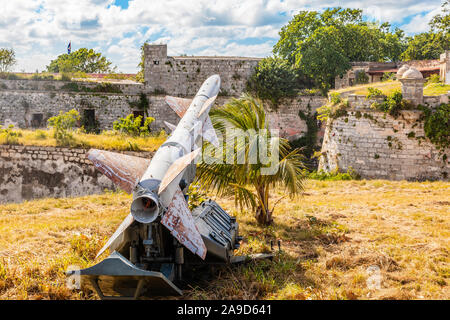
[
  {"x1": 165, "y1": 96, "x2": 192, "y2": 117},
  {"x1": 161, "y1": 187, "x2": 207, "y2": 259},
  {"x1": 87, "y1": 149, "x2": 151, "y2": 194}
]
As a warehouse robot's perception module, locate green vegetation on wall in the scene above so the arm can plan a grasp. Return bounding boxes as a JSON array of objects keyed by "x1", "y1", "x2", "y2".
[
  {"x1": 418, "y1": 103, "x2": 450, "y2": 160},
  {"x1": 290, "y1": 105, "x2": 320, "y2": 165}
]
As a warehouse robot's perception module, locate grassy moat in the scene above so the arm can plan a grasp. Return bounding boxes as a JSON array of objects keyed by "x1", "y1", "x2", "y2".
[{"x1": 0, "y1": 180, "x2": 448, "y2": 300}]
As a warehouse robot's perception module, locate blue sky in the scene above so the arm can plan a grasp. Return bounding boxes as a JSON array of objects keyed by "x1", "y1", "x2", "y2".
[{"x1": 0, "y1": 0, "x2": 444, "y2": 73}]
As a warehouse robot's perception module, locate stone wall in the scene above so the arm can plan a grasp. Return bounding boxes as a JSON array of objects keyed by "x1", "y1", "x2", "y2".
[
  {"x1": 440, "y1": 51, "x2": 450, "y2": 84},
  {"x1": 0, "y1": 89, "x2": 180, "y2": 131},
  {"x1": 319, "y1": 97, "x2": 449, "y2": 181},
  {"x1": 267, "y1": 96, "x2": 327, "y2": 140},
  {"x1": 144, "y1": 44, "x2": 261, "y2": 97},
  {"x1": 0, "y1": 145, "x2": 153, "y2": 203},
  {"x1": 0, "y1": 82, "x2": 325, "y2": 141},
  {"x1": 0, "y1": 78, "x2": 144, "y2": 95}
]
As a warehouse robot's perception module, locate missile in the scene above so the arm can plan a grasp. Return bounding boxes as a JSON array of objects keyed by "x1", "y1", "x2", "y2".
[{"x1": 87, "y1": 75, "x2": 221, "y2": 260}]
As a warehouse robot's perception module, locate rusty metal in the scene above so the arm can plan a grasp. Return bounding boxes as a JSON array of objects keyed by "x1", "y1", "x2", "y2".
[
  {"x1": 161, "y1": 187, "x2": 207, "y2": 259},
  {"x1": 87, "y1": 149, "x2": 150, "y2": 194},
  {"x1": 165, "y1": 96, "x2": 192, "y2": 117}
]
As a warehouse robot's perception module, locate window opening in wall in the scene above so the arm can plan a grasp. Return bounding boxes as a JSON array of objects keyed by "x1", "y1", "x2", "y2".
[
  {"x1": 153, "y1": 61, "x2": 159, "y2": 65},
  {"x1": 83, "y1": 109, "x2": 96, "y2": 128},
  {"x1": 31, "y1": 113, "x2": 44, "y2": 128}
]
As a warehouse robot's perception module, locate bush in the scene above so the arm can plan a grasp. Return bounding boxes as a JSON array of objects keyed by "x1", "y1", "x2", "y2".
[
  {"x1": 317, "y1": 93, "x2": 349, "y2": 122},
  {"x1": 47, "y1": 109, "x2": 80, "y2": 145},
  {"x1": 366, "y1": 87, "x2": 385, "y2": 99},
  {"x1": 246, "y1": 57, "x2": 314, "y2": 108},
  {"x1": 354, "y1": 70, "x2": 369, "y2": 84},
  {"x1": 381, "y1": 72, "x2": 396, "y2": 82},
  {"x1": 113, "y1": 114, "x2": 155, "y2": 136},
  {"x1": 0, "y1": 125, "x2": 21, "y2": 145},
  {"x1": 371, "y1": 90, "x2": 413, "y2": 118},
  {"x1": 425, "y1": 74, "x2": 441, "y2": 85},
  {"x1": 306, "y1": 167, "x2": 360, "y2": 180}
]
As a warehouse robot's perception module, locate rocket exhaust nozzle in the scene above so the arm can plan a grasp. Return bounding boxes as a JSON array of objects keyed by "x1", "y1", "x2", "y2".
[{"x1": 131, "y1": 191, "x2": 160, "y2": 224}]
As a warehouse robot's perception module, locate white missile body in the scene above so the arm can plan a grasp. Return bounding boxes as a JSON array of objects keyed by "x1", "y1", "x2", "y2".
[{"x1": 89, "y1": 75, "x2": 221, "y2": 260}]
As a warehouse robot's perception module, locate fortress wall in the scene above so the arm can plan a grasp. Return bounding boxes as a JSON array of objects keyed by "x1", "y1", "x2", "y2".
[
  {"x1": 143, "y1": 44, "x2": 261, "y2": 97},
  {"x1": 0, "y1": 145, "x2": 153, "y2": 203},
  {"x1": 0, "y1": 88, "x2": 325, "y2": 141},
  {"x1": 0, "y1": 90, "x2": 180, "y2": 131},
  {"x1": 319, "y1": 109, "x2": 449, "y2": 181},
  {"x1": 0, "y1": 79, "x2": 144, "y2": 95}
]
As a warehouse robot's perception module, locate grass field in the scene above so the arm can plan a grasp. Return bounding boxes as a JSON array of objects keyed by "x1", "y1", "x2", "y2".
[
  {"x1": 333, "y1": 80, "x2": 450, "y2": 96},
  {"x1": 0, "y1": 180, "x2": 448, "y2": 300},
  {"x1": 0, "y1": 129, "x2": 166, "y2": 152}
]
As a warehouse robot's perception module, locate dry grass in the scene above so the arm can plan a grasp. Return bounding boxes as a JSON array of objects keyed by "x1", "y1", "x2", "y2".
[
  {"x1": 333, "y1": 80, "x2": 450, "y2": 96},
  {"x1": 0, "y1": 180, "x2": 448, "y2": 300},
  {"x1": 0, "y1": 129, "x2": 166, "y2": 152}
]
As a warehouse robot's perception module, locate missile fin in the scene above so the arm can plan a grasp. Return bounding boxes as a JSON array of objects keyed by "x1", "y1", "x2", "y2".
[
  {"x1": 87, "y1": 149, "x2": 150, "y2": 194},
  {"x1": 158, "y1": 148, "x2": 201, "y2": 195},
  {"x1": 164, "y1": 121, "x2": 177, "y2": 132},
  {"x1": 161, "y1": 187, "x2": 207, "y2": 259},
  {"x1": 198, "y1": 95, "x2": 217, "y2": 117},
  {"x1": 165, "y1": 96, "x2": 192, "y2": 118},
  {"x1": 202, "y1": 116, "x2": 219, "y2": 147},
  {"x1": 96, "y1": 214, "x2": 135, "y2": 259}
]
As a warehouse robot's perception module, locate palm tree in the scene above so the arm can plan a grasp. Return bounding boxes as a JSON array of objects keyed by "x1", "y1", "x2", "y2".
[{"x1": 196, "y1": 94, "x2": 306, "y2": 225}]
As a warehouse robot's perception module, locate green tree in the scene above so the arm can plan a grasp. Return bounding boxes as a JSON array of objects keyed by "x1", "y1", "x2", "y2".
[
  {"x1": 430, "y1": 0, "x2": 450, "y2": 34},
  {"x1": 402, "y1": 1, "x2": 449, "y2": 60},
  {"x1": 402, "y1": 32, "x2": 448, "y2": 60},
  {"x1": 46, "y1": 48, "x2": 114, "y2": 73},
  {"x1": 246, "y1": 57, "x2": 313, "y2": 107},
  {"x1": 195, "y1": 94, "x2": 306, "y2": 226},
  {"x1": 298, "y1": 26, "x2": 351, "y2": 94},
  {"x1": 274, "y1": 8, "x2": 364, "y2": 63},
  {"x1": 274, "y1": 7, "x2": 406, "y2": 93},
  {"x1": 0, "y1": 48, "x2": 16, "y2": 73}
]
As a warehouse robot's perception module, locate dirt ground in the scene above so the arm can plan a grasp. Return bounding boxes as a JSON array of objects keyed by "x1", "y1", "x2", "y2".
[{"x1": 0, "y1": 180, "x2": 448, "y2": 300}]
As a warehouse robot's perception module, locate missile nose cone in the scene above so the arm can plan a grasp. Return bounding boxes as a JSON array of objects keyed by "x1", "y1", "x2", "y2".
[
  {"x1": 200, "y1": 74, "x2": 221, "y2": 98},
  {"x1": 210, "y1": 74, "x2": 221, "y2": 86}
]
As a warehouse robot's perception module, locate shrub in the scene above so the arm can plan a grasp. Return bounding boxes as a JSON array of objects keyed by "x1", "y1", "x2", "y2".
[
  {"x1": 113, "y1": 114, "x2": 155, "y2": 136},
  {"x1": 366, "y1": 87, "x2": 385, "y2": 99},
  {"x1": 381, "y1": 72, "x2": 396, "y2": 82},
  {"x1": 370, "y1": 90, "x2": 414, "y2": 118},
  {"x1": 354, "y1": 70, "x2": 369, "y2": 85},
  {"x1": 0, "y1": 125, "x2": 21, "y2": 145},
  {"x1": 425, "y1": 74, "x2": 441, "y2": 85},
  {"x1": 317, "y1": 93, "x2": 348, "y2": 122},
  {"x1": 47, "y1": 109, "x2": 80, "y2": 145},
  {"x1": 306, "y1": 167, "x2": 360, "y2": 180}
]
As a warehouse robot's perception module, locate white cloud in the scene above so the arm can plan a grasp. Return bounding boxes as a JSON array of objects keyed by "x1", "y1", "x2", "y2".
[{"x1": 0, "y1": 0, "x2": 444, "y2": 73}]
